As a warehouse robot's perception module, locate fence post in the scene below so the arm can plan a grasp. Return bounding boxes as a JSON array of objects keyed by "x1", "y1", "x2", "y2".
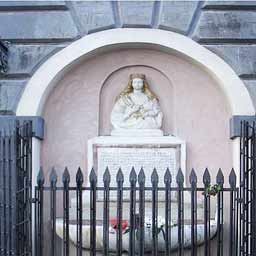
[
  {"x1": 90, "y1": 168, "x2": 97, "y2": 256},
  {"x1": 103, "y1": 167, "x2": 111, "y2": 256},
  {"x1": 62, "y1": 167, "x2": 70, "y2": 256},
  {"x1": 203, "y1": 168, "x2": 211, "y2": 256},
  {"x1": 129, "y1": 167, "x2": 137, "y2": 256},
  {"x1": 36, "y1": 168, "x2": 44, "y2": 256},
  {"x1": 176, "y1": 168, "x2": 184, "y2": 256},
  {"x1": 76, "y1": 167, "x2": 83, "y2": 256},
  {"x1": 50, "y1": 168, "x2": 57, "y2": 256},
  {"x1": 229, "y1": 168, "x2": 237, "y2": 256},
  {"x1": 189, "y1": 168, "x2": 197, "y2": 256},
  {"x1": 138, "y1": 168, "x2": 145, "y2": 256},
  {"x1": 151, "y1": 168, "x2": 159, "y2": 256},
  {"x1": 216, "y1": 168, "x2": 224, "y2": 256},
  {"x1": 164, "y1": 168, "x2": 172, "y2": 256},
  {"x1": 116, "y1": 168, "x2": 124, "y2": 256}
]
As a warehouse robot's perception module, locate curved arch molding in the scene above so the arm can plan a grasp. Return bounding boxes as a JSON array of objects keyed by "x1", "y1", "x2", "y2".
[{"x1": 16, "y1": 28, "x2": 254, "y2": 117}]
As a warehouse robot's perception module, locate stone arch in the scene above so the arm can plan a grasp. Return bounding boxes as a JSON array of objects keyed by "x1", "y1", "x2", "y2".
[{"x1": 16, "y1": 28, "x2": 254, "y2": 116}]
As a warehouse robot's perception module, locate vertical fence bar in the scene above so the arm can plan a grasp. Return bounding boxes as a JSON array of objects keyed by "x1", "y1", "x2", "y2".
[
  {"x1": 90, "y1": 168, "x2": 97, "y2": 256},
  {"x1": 245, "y1": 122, "x2": 249, "y2": 255},
  {"x1": 10, "y1": 126, "x2": 17, "y2": 256},
  {"x1": 37, "y1": 168, "x2": 44, "y2": 256},
  {"x1": 7, "y1": 128, "x2": 12, "y2": 256},
  {"x1": 229, "y1": 169, "x2": 237, "y2": 256},
  {"x1": 164, "y1": 168, "x2": 172, "y2": 256},
  {"x1": 62, "y1": 168, "x2": 70, "y2": 256},
  {"x1": 176, "y1": 168, "x2": 184, "y2": 256},
  {"x1": 216, "y1": 169, "x2": 224, "y2": 256},
  {"x1": 50, "y1": 168, "x2": 57, "y2": 256},
  {"x1": 3, "y1": 130, "x2": 7, "y2": 256},
  {"x1": 252, "y1": 121, "x2": 256, "y2": 256},
  {"x1": 240, "y1": 120, "x2": 245, "y2": 256},
  {"x1": 129, "y1": 167, "x2": 137, "y2": 256},
  {"x1": 203, "y1": 168, "x2": 211, "y2": 256},
  {"x1": 103, "y1": 167, "x2": 111, "y2": 256},
  {"x1": 0, "y1": 131, "x2": 3, "y2": 256},
  {"x1": 151, "y1": 168, "x2": 159, "y2": 256},
  {"x1": 76, "y1": 168, "x2": 83, "y2": 256},
  {"x1": 189, "y1": 169, "x2": 197, "y2": 256},
  {"x1": 138, "y1": 168, "x2": 145, "y2": 256},
  {"x1": 116, "y1": 168, "x2": 124, "y2": 256}
]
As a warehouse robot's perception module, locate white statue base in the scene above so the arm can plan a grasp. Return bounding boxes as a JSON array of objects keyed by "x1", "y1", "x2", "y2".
[
  {"x1": 111, "y1": 128, "x2": 164, "y2": 137},
  {"x1": 71, "y1": 135, "x2": 186, "y2": 207}
]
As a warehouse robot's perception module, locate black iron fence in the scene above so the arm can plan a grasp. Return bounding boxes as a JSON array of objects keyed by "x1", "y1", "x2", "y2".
[
  {"x1": 0, "y1": 121, "x2": 32, "y2": 256},
  {"x1": 34, "y1": 166, "x2": 239, "y2": 256},
  {"x1": 0, "y1": 120, "x2": 256, "y2": 255}
]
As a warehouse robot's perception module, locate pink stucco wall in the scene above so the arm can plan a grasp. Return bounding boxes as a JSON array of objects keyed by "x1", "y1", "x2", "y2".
[{"x1": 41, "y1": 48, "x2": 232, "y2": 186}]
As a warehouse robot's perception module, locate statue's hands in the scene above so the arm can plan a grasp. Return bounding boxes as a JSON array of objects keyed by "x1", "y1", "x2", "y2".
[{"x1": 123, "y1": 105, "x2": 141, "y2": 120}]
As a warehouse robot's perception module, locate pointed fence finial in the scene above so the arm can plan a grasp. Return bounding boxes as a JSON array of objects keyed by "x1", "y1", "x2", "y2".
[
  {"x1": 62, "y1": 167, "x2": 70, "y2": 184},
  {"x1": 129, "y1": 167, "x2": 137, "y2": 183},
  {"x1": 151, "y1": 168, "x2": 159, "y2": 184},
  {"x1": 49, "y1": 167, "x2": 57, "y2": 184},
  {"x1": 203, "y1": 168, "x2": 211, "y2": 185},
  {"x1": 164, "y1": 168, "x2": 172, "y2": 184},
  {"x1": 216, "y1": 168, "x2": 224, "y2": 185},
  {"x1": 76, "y1": 167, "x2": 83, "y2": 184},
  {"x1": 176, "y1": 168, "x2": 184, "y2": 185},
  {"x1": 138, "y1": 167, "x2": 145, "y2": 184},
  {"x1": 89, "y1": 168, "x2": 97, "y2": 183},
  {"x1": 189, "y1": 168, "x2": 197, "y2": 185},
  {"x1": 37, "y1": 167, "x2": 45, "y2": 186},
  {"x1": 116, "y1": 168, "x2": 124, "y2": 183},
  {"x1": 229, "y1": 168, "x2": 237, "y2": 188},
  {"x1": 103, "y1": 167, "x2": 111, "y2": 184}
]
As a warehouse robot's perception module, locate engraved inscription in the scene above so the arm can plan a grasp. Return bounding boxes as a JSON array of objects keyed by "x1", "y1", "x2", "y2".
[{"x1": 97, "y1": 147, "x2": 178, "y2": 199}]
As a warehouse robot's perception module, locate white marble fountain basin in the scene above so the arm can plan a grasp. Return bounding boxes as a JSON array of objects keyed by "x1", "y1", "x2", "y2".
[{"x1": 56, "y1": 216, "x2": 217, "y2": 252}]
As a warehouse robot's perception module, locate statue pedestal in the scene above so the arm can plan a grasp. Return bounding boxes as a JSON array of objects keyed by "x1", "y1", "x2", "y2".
[{"x1": 71, "y1": 135, "x2": 186, "y2": 207}]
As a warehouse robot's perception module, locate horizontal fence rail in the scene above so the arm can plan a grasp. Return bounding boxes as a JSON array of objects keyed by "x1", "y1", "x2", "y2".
[{"x1": 34, "y1": 167, "x2": 239, "y2": 256}]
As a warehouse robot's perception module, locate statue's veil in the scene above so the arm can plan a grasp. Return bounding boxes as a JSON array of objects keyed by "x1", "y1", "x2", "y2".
[{"x1": 116, "y1": 74, "x2": 158, "y2": 101}]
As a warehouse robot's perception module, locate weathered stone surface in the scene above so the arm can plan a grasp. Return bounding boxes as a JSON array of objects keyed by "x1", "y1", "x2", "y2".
[
  {"x1": 71, "y1": 1, "x2": 115, "y2": 34},
  {"x1": 243, "y1": 80, "x2": 256, "y2": 109},
  {"x1": 0, "y1": 80, "x2": 27, "y2": 113},
  {"x1": 193, "y1": 11, "x2": 256, "y2": 41},
  {"x1": 0, "y1": 1, "x2": 67, "y2": 10},
  {"x1": 158, "y1": 1, "x2": 198, "y2": 34},
  {"x1": 203, "y1": 1, "x2": 256, "y2": 9},
  {"x1": 205, "y1": 45, "x2": 256, "y2": 76},
  {"x1": 8, "y1": 44, "x2": 65, "y2": 75},
  {"x1": 0, "y1": 11, "x2": 78, "y2": 40},
  {"x1": 119, "y1": 1, "x2": 154, "y2": 27}
]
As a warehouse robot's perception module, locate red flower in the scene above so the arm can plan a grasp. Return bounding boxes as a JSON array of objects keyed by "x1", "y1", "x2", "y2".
[{"x1": 110, "y1": 219, "x2": 128, "y2": 231}]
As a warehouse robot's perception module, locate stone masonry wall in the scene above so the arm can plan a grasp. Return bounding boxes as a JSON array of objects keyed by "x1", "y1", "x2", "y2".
[{"x1": 0, "y1": 0, "x2": 256, "y2": 114}]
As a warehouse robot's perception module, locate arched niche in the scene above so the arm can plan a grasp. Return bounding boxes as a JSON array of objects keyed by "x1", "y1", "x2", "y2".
[{"x1": 15, "y1": 28, "x2": 255, "y2": 186}]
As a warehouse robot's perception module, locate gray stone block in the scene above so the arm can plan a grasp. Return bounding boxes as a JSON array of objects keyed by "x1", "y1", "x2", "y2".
[
  {"x1": 71, "y1": 1, "x2": 115, "y2": 34},
  {"x1": 0, "y1": 79, "x2": 27, "y2": 113},
  {"x1": 0, "y1": 1, "x2": 67, "y2": 10},
  {"x1": 243, "y1": 80, "x2": 256, "y2": 110},
  {"x1": 0, "y1": 11, "x2": 78, "y2": 40},
  {"x1": 8, "y1": 44, "x2": 65, "y2": 75},
  {"x1": 193, "y1": 11, "x2": 256, "y2": 41},
  {"x1": 205, "y1": 45, "x2": 256, "y2": 76},
  {"x1": 158, "y1": 1, "x2": 198, "y2": 34},
  {"x1": 119, "y1": 1, "x2": 154, "y2": 27}
]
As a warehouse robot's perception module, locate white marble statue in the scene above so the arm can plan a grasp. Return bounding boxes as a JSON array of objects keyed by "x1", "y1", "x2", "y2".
[{"x1": 111, "y1": 74, "x2": 163, "y2": 136}]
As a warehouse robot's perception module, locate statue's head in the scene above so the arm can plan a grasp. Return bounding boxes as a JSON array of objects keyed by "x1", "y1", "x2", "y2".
[
  {"x1": 129, "y1": 73, "x2": 145, "y2": 91},
  {"x1": 116, "y1": 73, "x2": 158, "y2": 101}
]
